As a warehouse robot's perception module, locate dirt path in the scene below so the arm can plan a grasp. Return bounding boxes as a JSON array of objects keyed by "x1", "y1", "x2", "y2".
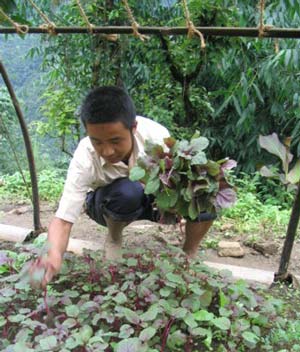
[{"x1": 1, "y1": 200, "x2": 300, "y2": 277}]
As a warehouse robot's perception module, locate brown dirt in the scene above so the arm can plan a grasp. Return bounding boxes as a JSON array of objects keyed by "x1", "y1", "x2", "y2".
[{"x1": 0, "y1": 200, "x2": 300, "y2": 277}]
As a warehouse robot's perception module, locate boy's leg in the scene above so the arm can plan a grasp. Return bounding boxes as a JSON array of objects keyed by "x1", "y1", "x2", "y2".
[
  {"x1": 103, "y1": 215, "x2": 128, "y2": 260},
  {"x1": 182, "y1": 219, "x2": 213, "y2": 258},
  {"x1": 85, "y1": 178, "x2": 152, "y2": 260}
]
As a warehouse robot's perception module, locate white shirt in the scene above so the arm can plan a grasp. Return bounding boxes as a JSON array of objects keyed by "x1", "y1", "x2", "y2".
[{"x1": 55, "y1": 116, "x2": 170, "y2": 223}]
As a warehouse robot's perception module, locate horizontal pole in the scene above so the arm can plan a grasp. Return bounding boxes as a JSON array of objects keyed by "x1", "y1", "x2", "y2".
[{"x1": 0, "y1": 26, "x2": 300, "y2": 38}]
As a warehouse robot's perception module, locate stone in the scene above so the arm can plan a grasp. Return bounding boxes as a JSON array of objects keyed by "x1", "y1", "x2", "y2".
[
  {"x1": 252, "y1": 242, "x2": 279, "y2": 256},
  {"x1": 7, "y1": 206, "x2": 30, "y2": 215},
  {"x1": 220, "y1": 223, "x2": 235, "y2": 232},
  {"x1": 217, "y1": 241, "x2": 245, "y2": 257}
]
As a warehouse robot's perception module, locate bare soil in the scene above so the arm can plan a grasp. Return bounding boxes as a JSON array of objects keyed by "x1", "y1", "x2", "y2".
[{"x1": 1, "y1": 200, "x2": 300, "y2": 277}]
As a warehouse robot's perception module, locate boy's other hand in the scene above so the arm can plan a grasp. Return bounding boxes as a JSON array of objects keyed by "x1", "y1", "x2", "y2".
[{"x1": 29, "y1": 251, "x2": 62, "y2": 288}]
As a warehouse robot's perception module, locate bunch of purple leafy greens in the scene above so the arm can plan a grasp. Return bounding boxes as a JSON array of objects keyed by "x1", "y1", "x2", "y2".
[{"x1": 129, "y1": 133, "x2": 237, "y2": 221}]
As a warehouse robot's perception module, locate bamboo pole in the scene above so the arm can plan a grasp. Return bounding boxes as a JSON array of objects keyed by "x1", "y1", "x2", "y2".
[
  {"x1": 0, "y1": 26, "x2": 300, "y2": 38},
  {"x1": 276, "y1": 182, "x2": 300, "y2": 280}
]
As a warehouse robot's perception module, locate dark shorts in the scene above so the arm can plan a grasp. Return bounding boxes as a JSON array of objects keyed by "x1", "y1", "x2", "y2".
[{"x1": 85, "y1": 177, "x2": 216, "y2": 226}]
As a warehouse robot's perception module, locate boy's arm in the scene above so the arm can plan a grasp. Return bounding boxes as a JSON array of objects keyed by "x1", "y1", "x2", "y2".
[{"x1": 34, "y1": 217, "x2": 73, "y2": 288}]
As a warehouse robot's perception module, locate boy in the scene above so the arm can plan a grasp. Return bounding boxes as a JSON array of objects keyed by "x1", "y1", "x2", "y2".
[{"x1": 36, "y1": 86, "x2": 214, "y2": 287}]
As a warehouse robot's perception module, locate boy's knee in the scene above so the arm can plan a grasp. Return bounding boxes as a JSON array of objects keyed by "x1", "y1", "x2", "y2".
[
  {"x1": 107, "y1": 178, "x2": 144, "y2": 214},
  {"x1": 86, "y1": 178, "x2": 146, "y2": 225}
]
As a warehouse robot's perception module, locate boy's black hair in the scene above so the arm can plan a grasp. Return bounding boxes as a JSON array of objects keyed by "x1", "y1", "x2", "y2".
[{"x1": 80, "y1": 86, "x2": 136, "y2": 129}]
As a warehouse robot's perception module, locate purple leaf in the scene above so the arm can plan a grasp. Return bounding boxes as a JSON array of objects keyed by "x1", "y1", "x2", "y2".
[
  {"x1": 164, "y1": 156, "x2": 173, "y2": 170},
  {"x1": 164, "y1": 137, "x2": 176, "y2": 148},
  {"x1": 221, "y1": 159, "x2": 237, "y2": 171},
  {"x1": 0, "y1": 252, "x2": 9, "y2": 266},
  {"x1": 159, "y1": 173, "x2": 172, "y2": 187},
  {"x1": 216, "y1": 188, "x2": 237, "y2": 209}
]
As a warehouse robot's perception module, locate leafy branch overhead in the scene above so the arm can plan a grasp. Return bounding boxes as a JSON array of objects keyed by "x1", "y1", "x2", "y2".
[{"x1": 130, "y1": 133, "x2": 237, "y2": 220}]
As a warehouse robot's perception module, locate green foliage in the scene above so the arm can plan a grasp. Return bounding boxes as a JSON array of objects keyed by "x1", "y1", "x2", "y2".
[
  {"x1": 3, "y1": 0, "x2": 300, "y2": 174},
  {"x1": 222, "y1": 173, "x2": 291, "y2": 237},
  {"x1": 0, "y1": 169, "x2": 66, "y2": 201},
  {"x1": 1, "y1": 244, "x2": 300, "y2": 351},
  {"x1": 0, "y1": 88, "x2": 25, "y2": 174},
  {"x1": 33, "y1": 85, "x2": 82, "y2": 154},
  {"x1": 130, "y1": 134, "x2": 237, "y2": 220}
]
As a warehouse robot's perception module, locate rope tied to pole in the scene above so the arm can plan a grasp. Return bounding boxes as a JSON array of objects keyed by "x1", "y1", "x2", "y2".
[
  {"x1": 274, "y1": 38, "x2": 279, "y2": 54},
  {"x1": 27, "y1": 0, "x2": 57, "y2": 35},
  {"x1": 0, "y1": 7, "x2": 29, "y2": 34},
  {"x1": 258, "y1": 0, "x2": 266, "y2": 37},
  {"x1": 76, "y1": 0, "x2": 94, "y2": 34},
  {"x1": 182, "y1": 0, "x2": 205, "y2": 49},
  {"x1": 122, "y1": 0, "x2": 148, "y2": 41}
]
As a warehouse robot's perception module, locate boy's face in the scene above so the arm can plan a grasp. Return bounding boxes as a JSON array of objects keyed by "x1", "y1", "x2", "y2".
[{"x1": 86, "y1": 121, "x2": 137, "y2": 164}]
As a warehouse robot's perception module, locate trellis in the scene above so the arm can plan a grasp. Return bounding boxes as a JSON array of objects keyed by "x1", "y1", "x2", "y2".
[{"x1": 0, "y1": 0, "x2": 299, "y2": 285}]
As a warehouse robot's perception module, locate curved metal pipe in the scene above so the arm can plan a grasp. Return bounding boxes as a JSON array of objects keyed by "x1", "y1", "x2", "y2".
[{"x1": 0, "y1": 60, "x2": 42, "y2": 233}]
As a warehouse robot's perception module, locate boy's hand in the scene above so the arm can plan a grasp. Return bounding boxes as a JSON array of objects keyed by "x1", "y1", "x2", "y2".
[{"x1": 29, "y1": 251, "x2": 62, "y2": 288}]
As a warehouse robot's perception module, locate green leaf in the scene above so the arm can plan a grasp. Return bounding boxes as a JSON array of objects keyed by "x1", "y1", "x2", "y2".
[
  {"x1": 259, "y1": 165, "x2": 276, "y2": 178},
  {"x1": 80, "y1": 325, "x2": 93, "y2": 343},
  {"x1": 65, "y1": 304, "x2": 80, "y2": 317},
  {"x1": 242, "y1": 331, "x2": 260, "y2": 344},
  {"x1": 219, "y1": 289, "x2": 229, "y2": 308},
  {"x1": 113, "y1": 292, "x2": 127, "y2": 304},
  {"x1": 166, "y1": 272, "x2": 185, "y2": 285},
  {"x1": 115, "y1": 338, "x2": 144, "y2": 352},
  {"x1": 190, "y1": 327, "x2": 210, "y2": 337},
  {"x1": 156, "y1": 189, "x2": 178, "y2": 210},
  {"x1": 8, "y1": 342, "x2": 35, "y2": 352},
  {"x1": 212, "y1": 317, "x2": 231, "y2": 330},
  {"x1": 167, "y1": 331, "x2": 186, "y2": 349},
  {"x1": 62, "y1": 318, "x2": 77, "y2": 328},
  {"x1": 159, "y1": 287, "x2": 172, "y2": 297},
  {"x1": 119, "y1": 324, "x2": 134, "y2": 339},
  {"x1": 188, "y1": 200, "x2": 199, "y2": 220},
  {"x1": 190, "y1": 137, "x2": 209, "y2": 151},
  {"x1": 287, "y1": 159, "x2": 300, "y2": 184},
  {"x1": 181, "y1": 297, "x2": 201, "y2": 312},
  {"x1": 253, "y1": 83, "x2": 264, "y2": 103},
  {"x1": 232, "y1": 96, "x2": 242, "y2": 117},
  {"x1": 191, "y1": 152, "x2": 207, "y2": 165},
  {"x1": 140, "y1": 304, "x2": 159, "y2": 322},
  {"x1": 193, "y1": 310, "x2": 214, "y2": 321},
  {"x1": 206, "y1": 161, "x2": 220, "y2": 176},
  {"x1": 129, "y1": 166, "x2": 145, "y2": 181},
  {"x1": 172, "y1": 307, "x2": 188, "y2": 319},
  {"x1": 8, "y1": 314, "x2": 25, "y2": 323},
  {"x1": 184, "y1": 313, "x2": 198, "y2": 329},
  {"x1": 0, "y1": 316, "x2": 6, "y2": 327},
  {"x1": 199, "y1": 290, "x2": 213, "y2": 308},
  {"x1": 259, "y1": 134, "x2": 293, "y2": 173},
  {"x1": 139, "y1": 326, "x2": 156, "y2": 342},
  {"x1": 122, "y1": 308, "x2": 140, "y2": 325},
  {"x1": 39, "y1": 336, "x2": 58, "y2": 350},
  {"x1": 144, "y1": 178, "x2": 160, "y2": 194}
]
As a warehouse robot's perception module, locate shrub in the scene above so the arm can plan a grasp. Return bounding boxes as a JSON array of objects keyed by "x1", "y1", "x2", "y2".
[{"x1": 0, "y1": 169, "x2": 66, "y2": 202}]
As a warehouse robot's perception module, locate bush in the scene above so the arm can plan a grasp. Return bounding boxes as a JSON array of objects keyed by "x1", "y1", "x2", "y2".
[
  {"x1": 0, "y1": 169, "x2": 66, "y2": 202},
  {"x1": 222, "y1": 173, "x2": 291, "y2": 237}
]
